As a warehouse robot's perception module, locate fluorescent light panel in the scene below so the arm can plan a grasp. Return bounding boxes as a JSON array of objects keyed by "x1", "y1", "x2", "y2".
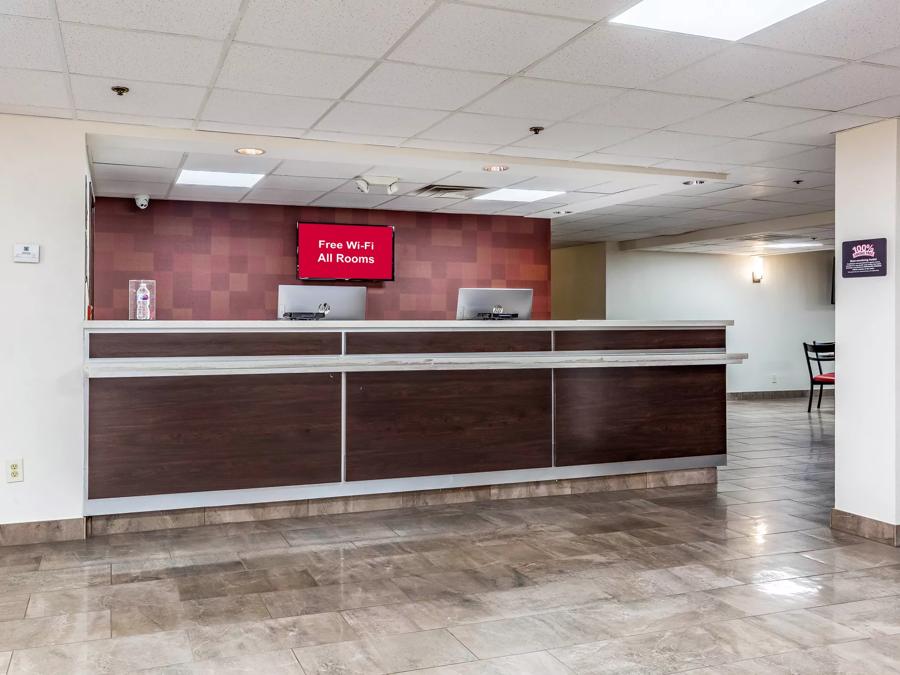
[
  {"x1": 176, "y1": 169, "x2": 264, "y2": 188},
  {"x1": 610, "y1": 0, "x2": 829, "y2": 41},
  {"x1": 474, "y1": 188, "x2": 565, "y2": 202}
]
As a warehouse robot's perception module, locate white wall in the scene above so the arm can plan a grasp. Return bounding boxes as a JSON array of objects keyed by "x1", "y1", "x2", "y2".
[
  {"x1": 834, "y1": 119, "x2": 900, "y2": 526},
  {"x1": 606, "y1": 247, "x2": 835, "y2": 393},
  {"x1": 0, "y1": 115, "x2": 89, "y2": 524}
]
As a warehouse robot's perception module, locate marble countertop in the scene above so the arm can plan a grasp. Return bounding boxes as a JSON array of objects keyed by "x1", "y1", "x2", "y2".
[
  {"x1": 84, "y1": 349, "x2": 748, "y2": 378},
  {"x1": 84, "y1": 319, "x2": 735, "y2": 333}
]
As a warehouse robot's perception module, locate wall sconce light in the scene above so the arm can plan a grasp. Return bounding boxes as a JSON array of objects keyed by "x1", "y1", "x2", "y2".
[{"x1": 751, "y1": 256, "x2": 764, "y2": 284}]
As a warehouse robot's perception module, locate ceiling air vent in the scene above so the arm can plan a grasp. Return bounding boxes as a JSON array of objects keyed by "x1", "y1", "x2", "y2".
[{"x1": 413, "y1": 184, "x2": 483, "y2": 199}]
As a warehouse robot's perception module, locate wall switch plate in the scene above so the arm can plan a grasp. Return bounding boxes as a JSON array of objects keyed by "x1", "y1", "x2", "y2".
[
  {"x1": 13, "y1": 243, "x2": 40, "y2": 263},
  {"x1": 6, "y1": 459, "x2": 23, "y2": 482}
]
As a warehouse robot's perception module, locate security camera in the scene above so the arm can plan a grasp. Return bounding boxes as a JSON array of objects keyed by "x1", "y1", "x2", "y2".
[
  {"x1": 134, "y1": 194, "x2": 150, "y2": 210},
  {"x1": 354, "y1": 179, "x2": 369, "y2": 194},
  {"x1": 386, "y1": 180, "x2": 399, "y2": 195}
]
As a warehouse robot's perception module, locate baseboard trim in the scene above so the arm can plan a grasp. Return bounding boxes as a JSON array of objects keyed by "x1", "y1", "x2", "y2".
[
  {"x1": 86, "y1": 467, "x2": 717, "y2": 536},
  {"x1": 0, "y1": 518, "x2": 85, "y2": 545},
  {"x1": 727, "y1": 390, "x2": 835, "y2": 401},
  {"x1": 831, "y1": 508, "x2": 900, "y2": 547}
]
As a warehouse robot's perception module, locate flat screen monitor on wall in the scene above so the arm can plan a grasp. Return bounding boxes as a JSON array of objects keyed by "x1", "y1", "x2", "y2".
[{"x1": 297, "y1": 222, "x2": 395, "y2": 281}]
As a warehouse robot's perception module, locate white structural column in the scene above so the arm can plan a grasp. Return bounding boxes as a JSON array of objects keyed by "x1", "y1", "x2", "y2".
[{"x1": 834, "y1": 119, "x2": 900, "y2": 534}]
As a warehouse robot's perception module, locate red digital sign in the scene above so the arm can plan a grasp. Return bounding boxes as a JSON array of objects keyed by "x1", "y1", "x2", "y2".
[{"x1": 297, "y1": 222, "x2": 395, "y2": 281}]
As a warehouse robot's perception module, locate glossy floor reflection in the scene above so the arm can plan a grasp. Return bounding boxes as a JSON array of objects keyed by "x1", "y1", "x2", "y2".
[{"x1": 5, "y1": 397, "x2": 899, "y2": 674}]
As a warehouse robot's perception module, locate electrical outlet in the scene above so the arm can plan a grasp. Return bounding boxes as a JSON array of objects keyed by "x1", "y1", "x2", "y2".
[{"x1": 6, "y1": 459, "x2": 23, "y2": 483}]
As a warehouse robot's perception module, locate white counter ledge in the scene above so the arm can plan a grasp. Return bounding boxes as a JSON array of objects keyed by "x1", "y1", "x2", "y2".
[{"x1": 84, "y1": 348, "x2": 748, "y2": 378}]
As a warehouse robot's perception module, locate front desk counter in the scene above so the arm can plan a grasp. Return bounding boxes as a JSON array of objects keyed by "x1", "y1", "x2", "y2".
[{"x1": 82, "y1": 320, "x2": 746, "y2": 515}]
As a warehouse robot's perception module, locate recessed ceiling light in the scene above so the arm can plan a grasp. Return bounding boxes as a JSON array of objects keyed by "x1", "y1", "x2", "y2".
[
  {"x1": 682, "y1": 179, "x2": 706, "y2": 186},
  {"x1": 553, "y1": 209, "x2": 573, "y2": 215},
  {"x1": 610, "y1": 0, "x2": 829, "y2": 41},
  {"x1": 764, "y1": 241, "x2": 825, "y2": 249},
  {"x1": 474, "y1": 188, "x2": 565, "y2": 203},
  {"x1": 482, "y1": 164, "x2": 509, "y2": 172},
  {"x1": 235, "y1": 147, "x2": 266, "y2": 156},
  {"x1": 176, "y1": 169, "x2": 264, "y2": 188}
]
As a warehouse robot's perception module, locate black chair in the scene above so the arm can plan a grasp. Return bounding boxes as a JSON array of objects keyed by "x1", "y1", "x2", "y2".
[{"x1": 803, "y1": 341, "x2": 835, "y2": 412}]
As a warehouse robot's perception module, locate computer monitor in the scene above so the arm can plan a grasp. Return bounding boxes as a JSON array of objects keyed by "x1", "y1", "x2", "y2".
[
  {"x1": 276, "y1": 285, "x2": 366, "y2": 320},
  {"x1": 455, "y1": 288, "x2": 533, "y2": 320}
]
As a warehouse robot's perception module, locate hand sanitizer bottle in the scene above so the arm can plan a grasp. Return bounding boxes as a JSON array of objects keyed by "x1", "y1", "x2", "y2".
[{"x1": 135, "y1": 282, "x2": 151, "y2": 320}]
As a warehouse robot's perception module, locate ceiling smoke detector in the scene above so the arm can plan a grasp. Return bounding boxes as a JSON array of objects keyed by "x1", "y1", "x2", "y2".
[{"x1": 355, "y1": 175, "x2": 399, "y2": 195}]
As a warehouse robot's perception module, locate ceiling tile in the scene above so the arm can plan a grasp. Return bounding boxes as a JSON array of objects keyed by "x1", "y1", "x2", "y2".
[
  {"x1": 574, "y1": 90, "x2": 727, "y2": 129},
  {"x1": 303, "y1": 130, "x2": 405, "y2": 146},
  {"x1": 465, "y1": 0, "x2": 635, "y2": 21},
  {"x1": 312, "y1": 192, "x2": 393, "y2": 208},
  {"x1": 402, "y1": 139, "x2": 502, "y2": 154},
  {"x1": 217, "y1": 44, "x2": 373, "y2": 98},
  {"x1": 93, "y1": 180, "x2": 170, "y2": 199},
  {"x1": 275, "y1": 160, "x2": 374, "y2": 179},
  {"x1": 759, "y1": 147, "x2": 835, "y2": 171},
  {"x1": 315, "y1": 101, "x2": 445, "y2": 137},
  {"x1": 182, "y1": 152, "x2": 279, "y2": 173},
  {"x1": 575, "y1": 152, "x2": 660, "y2": 167},
  {"x1": 866, "y1": 46, "x2": 900, "y2": 68},
  {"x1": 494, "y1": 146, "x2": 585, "y2": 160},
  {"x1": 418, "y1": 112, "x2": 543, "y2": 145},
  {"x1": 709, "y1": 199, "x2": 815, "y2": 216},
  {"x1": 390, "y1": 3, "x2": 589, "y2": 74},
  {"x1": 600, "y1": 130, "x2": 731, "y2": 159},
  {"x1": 201, "y1": 89, "x2": 332, "y2": 129},
  {"x1": 511, "y1": 176, "x2": 612, "y2": 192},
  {"x1": 62, "y1": 24, "x2": 221, "y2": 86},
  {"x1": 89, "y1": 146, "x2": 184, "y2": 168},
  {"x1": 466, "y1": 79, "x2": 623, "y2": 121},
  {"x1": 685, "y1": 139, "x2": 813, "y2": 165},
  {"x1": 367, "y1": 166, "x2": 455, "y2": 184},
  {"x1": 755, "y1": 64, "x2": 900, "y2": 111},
  {"x1": 0, "y1": 66, "x2": 69, "y2": 107},
  {"x1": 669, "y1": 102, "x2": 825, "y2": 138},
  {"x1": 743, "y1": 0, "x2": 900, "y2": 60},
  {"x1": 746, "y1": 169, "x2": 833, "y2": 189},
  {"x1": 348, "y1": 63, "x2": 504, "y2": 111},
  {"x1": 76, "y1": 110, "x2": 193, "y2": 128},
  {"x1": 438, "y1": 200, "x2": 511, "y2": 214},
  {"x1": 845, "y1": 96, "x2": 900, "y2": 117},
  {"x1": 649, "y1": 45, "x2": 840, "y2": 101},
  {"x1": 257, "y1": 175, "x2": 345, "y2": 191},
  {"x1": 243, "y1": 188, "x2": 326, "y2": 205},
  {"x1": 0, "y1": 1, "x2": 53, "y2": 19},
  {"x1": 168, "y1": 185, "x2": 250, "y2": 202},
  {"x1": 70, "y1": 75, "x2": 206, "y2": 118},
  {"x1": 92, "y1": 163, "x2": 176, "y2": 182},
  {"x1": 237, "y1": 0, "x2": 433, "y2": 58},
  {"x1": 511, "y1": 122, "x2": 646, "y2": 152},
  {"x1": 195, "y1": 121, "x2": 307, "y2": 139},
  {"x1": 437, "y1": 170, "x2": 531, "y2": 188},
  {"x1": 0, "y1": 15, "x2": 63, "y2": 70},
  {"x1": 763, "y1": 188, "x2": 835, "y2": 205},
  {"x1": 708, "y1": 184, "x2": 793, "y2": 201},
  {"x1": 57, "y1": 0, "x2": 243, "y2": 39},
  {"x1": 529, "y1": 24, "x2": 724, "y2": 88},
  {"x1": 754, "y1": 112, "x2": 880, "y2": 145},
  {"x1": 375, "y1": 195, "x2": 464, "y2": 212}
]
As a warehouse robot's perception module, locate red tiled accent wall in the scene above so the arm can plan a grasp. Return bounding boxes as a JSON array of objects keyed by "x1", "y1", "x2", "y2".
[{"x1": 91, "y1": 198, "x2": 551, "y2": 320}]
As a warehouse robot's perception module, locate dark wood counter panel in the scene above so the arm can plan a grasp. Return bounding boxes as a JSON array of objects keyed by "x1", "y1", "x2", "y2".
[
  {"x1": 89, "y1": 331, "x2": 341, "y2": 358},
  {"x1": 346, "y1": 369, "x2": 551, "y2": 481},
  {"x1": 88, "y1": 373, "x2": 341, "y2": 498},
  {"x1": 554, "y1": 329, "x2": 725, "y2": 351},
  {"x1": 346, "y1": 330, "x2": 550, "y2": 354},
  {"x1": 555, "y1": 365, "x2": 726, "y2": 466}
]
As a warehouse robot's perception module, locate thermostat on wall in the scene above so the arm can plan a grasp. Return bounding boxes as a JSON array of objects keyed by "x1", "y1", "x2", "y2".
[{"x1": 13, "y1": 243, "x2": 40, "y2": 263}]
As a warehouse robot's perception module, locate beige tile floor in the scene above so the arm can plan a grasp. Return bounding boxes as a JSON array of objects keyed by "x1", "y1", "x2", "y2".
[{"x1": 5, "y1": 397, "x2": 900, "y2": 674}]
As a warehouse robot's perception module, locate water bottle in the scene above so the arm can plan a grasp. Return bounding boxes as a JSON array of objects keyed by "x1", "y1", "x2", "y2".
[{"x1": 135, "y1": 282, "x2": 151, "y2": 321}]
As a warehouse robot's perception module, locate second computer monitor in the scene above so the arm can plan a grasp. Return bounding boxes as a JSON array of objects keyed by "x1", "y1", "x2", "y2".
[
  {"x1": 455, "y1": 288, "x2": 533, "y2": 320},
  {"x1": 276, "y1": 285, "x2": 366, "y2": 320}
]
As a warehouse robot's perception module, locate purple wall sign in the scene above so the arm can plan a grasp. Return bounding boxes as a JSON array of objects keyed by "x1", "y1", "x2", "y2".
[{"x1": 842, "y1": 238, "x2": 887, "y2": 278}]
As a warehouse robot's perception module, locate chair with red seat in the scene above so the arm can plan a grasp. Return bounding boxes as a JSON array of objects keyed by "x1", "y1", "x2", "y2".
[{"x1": 803, "y1": 341, "x2": 835, "y2": 412}]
